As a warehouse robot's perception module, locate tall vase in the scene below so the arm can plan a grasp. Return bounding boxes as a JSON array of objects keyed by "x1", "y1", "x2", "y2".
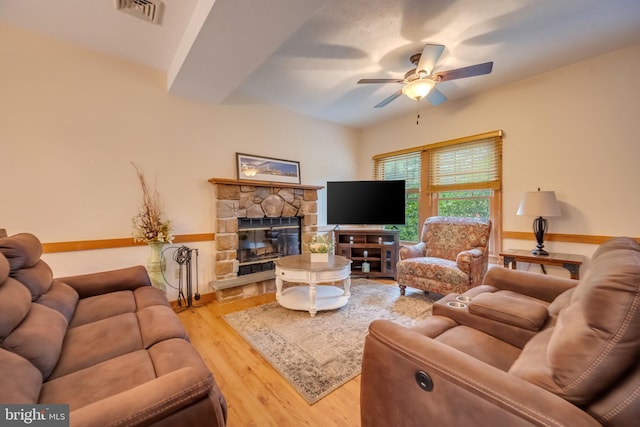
[{"x1": 146, "y1": 241, "x2": 167, "y2": 293}]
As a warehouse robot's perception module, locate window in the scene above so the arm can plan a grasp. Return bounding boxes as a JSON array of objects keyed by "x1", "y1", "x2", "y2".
[
  {"x1": 425, "y1": 133, "x2": 502, "y2": 253},
  {"x1": 373, "y1": 150, "x2": 421, "y2": 242},
  {"x1": 373, "y1": 130, "x2": 503, "y2": 253}
]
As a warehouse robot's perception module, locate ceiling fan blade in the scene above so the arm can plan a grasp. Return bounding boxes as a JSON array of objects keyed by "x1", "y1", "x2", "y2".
[
  {"x1": 416, "y1": 44, "x2": 445, "y2": 75},
  {"x1": 358, "y1": 78, "x2": 404, "y2": 84},
  {"x1": 426, "y1": 87, "x2": 447, "y2": 106},
  {"x1": 374, "y1": 90, "x2": 403, "y2": 108},
  {"x1": 435, "y1": 62, "x2": 493, "y2": 82}
]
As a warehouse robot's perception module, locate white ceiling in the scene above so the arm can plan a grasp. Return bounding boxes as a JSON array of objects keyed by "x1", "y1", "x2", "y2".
[{"x1": 2, "y1": 0, "x2": 640, "y2": 129}]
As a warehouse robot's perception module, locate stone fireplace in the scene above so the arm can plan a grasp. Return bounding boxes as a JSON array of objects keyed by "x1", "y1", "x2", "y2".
[{"x1": 208, "y1": 178, "x2": 323, "y2": 301}]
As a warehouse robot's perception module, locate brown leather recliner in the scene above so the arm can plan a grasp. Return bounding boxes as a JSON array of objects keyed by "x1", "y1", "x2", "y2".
[{"x1": 362, "y1": 236, "x2": 640, "y2": 426}]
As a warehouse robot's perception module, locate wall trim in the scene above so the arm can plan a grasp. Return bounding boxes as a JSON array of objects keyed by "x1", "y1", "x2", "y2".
[
  {"x1": 42, "y1": 233, "x2": 215, "y2": 253},
  {"x1": 39, "y1": 231, "x2": 640, "y2": 253},
  {"x1": 502, "y1": 231, "x2": 639, "y2": 245}
]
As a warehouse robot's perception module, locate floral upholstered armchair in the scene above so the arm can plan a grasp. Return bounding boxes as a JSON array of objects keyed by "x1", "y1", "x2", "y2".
[{"x1": 396, "y1": 216, "x2": 491, "y2": 296}]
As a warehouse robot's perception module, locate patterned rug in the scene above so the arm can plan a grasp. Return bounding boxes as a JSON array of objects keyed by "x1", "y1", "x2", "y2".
[{"x1": 222, "y1": 279, "x2": 434, "y2": 404}]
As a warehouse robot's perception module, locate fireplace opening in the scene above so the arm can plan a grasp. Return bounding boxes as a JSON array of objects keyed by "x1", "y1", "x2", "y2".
[{"x1": 237, "y1": 217, "x2": 301, "y2": 276}]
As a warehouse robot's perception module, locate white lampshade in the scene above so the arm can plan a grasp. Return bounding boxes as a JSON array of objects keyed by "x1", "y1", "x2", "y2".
[
  {"x1": 402, "y1": 79, "x2": 435, "y2": 100},
  {"x1": 517, "y1": 189, "x2": 561, "y2": 217}
]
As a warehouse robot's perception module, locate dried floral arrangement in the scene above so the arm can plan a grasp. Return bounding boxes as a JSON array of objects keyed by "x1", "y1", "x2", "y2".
[
  {"x1": 131, "y1": 162, "x2": 173, "y2": 243},
  {"x1": 306, "y1": 233, "x2": 334, "y2": 253}
]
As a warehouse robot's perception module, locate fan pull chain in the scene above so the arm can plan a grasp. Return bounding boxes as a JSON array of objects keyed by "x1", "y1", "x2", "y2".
[{"x1": 416, "y1": 98, "x2": 421, "y2": 125}]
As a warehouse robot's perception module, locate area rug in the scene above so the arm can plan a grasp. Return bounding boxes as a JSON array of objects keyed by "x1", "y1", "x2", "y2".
[{"x1": 222, "y1": 279, "x2": 434, "y2": 404}]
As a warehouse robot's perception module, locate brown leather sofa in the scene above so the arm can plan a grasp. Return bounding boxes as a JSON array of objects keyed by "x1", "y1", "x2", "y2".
[
  {"x1": 361, "y1": 236, "x2": 640, "y2": 426},
  {"x1": 0, "y1": 231, "x2": 227, "y2": 427}
]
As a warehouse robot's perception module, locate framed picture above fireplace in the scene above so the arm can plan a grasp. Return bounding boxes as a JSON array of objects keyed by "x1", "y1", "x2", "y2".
[{"x1": 236, "y1": 153, "x2": 301, "y2": 184}]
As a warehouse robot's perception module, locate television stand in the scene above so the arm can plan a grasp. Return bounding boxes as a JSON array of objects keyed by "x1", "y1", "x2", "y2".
[{"x1": 334, "y1": 229, "x2": 399, "y2": 279}]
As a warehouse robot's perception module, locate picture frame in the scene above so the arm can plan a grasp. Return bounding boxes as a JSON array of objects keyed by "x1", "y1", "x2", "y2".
[{"x1": 236, "y1": 153, "x2": 301, "y2": 184}]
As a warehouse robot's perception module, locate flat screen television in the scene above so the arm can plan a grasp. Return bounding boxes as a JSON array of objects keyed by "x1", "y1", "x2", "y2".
[{"x1": 326, "y1": 180, "x2": 406, "y2": 226}]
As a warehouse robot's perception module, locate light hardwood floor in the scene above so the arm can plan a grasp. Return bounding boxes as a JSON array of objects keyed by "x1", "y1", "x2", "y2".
[{"x1": 176, "y1": 292, "x2": 362, "y2": 427}]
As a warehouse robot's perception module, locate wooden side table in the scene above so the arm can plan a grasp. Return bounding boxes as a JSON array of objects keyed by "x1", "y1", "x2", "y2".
[{"x1": 500, "y1": 249, "x2": 583, "y2": 280}]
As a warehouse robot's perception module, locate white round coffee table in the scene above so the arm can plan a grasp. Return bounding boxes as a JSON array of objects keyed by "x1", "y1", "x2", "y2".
[{"x1": 274, "y1": 254, "x2": 352, "y2": 317}]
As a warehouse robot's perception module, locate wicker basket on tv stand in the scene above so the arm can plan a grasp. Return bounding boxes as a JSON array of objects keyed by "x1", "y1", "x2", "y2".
[{"x1": 334, "y1": 229, "x2": 399, "y2": 279}]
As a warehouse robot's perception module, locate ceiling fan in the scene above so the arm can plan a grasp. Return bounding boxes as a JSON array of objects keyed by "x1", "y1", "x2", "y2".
[{"x1": 358, "y1": 44, "x2": 493, "y2": 108}]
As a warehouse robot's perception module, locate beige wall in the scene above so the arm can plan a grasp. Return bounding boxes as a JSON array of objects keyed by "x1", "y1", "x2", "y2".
[
  {"x1": 359, "y1": 42, "x2": 640, "y2": 274},
  {"x1": 0, "y1": 24, "x2": 360, "y2": 299},
  {"x1": 3, "y1": 22, "x2": 639, "y2": 289}
]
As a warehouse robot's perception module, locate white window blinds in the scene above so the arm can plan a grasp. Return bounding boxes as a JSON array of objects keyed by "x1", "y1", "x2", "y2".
[
  {"x1": 373, "y1": 151, "x2": 421, "y2": 191},
  {"x1": 427, "y1": 135, "x2": 502, "y2": 192}
]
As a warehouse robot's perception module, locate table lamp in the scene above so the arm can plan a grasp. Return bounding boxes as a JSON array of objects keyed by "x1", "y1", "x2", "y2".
[{"x1": 517, "y1": 188, "x2": 561, "y2": 255}]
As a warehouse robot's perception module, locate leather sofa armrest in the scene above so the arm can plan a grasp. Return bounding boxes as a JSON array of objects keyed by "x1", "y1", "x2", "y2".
[
  {"x1": 69, "y1": 368, "x2": 224, "y2": 427},
  {"x1": 361, "y1": 320, "x2": 601, "y2": 427},
  {"x1": 433, "y1": 293, "x2": 540, "y2": 348},
  {"x1": 468, "y1": 292, "x2": 548, "y2": 331},
  {"x1": 399, "y1": 241, "x2": 426, "y2": 260},
  {"x1": 57, "y1": 265, "x2": 152, "y2": 299},
  {"x1": 483, "y1": 266, "x2": 577, "y2": 302}
]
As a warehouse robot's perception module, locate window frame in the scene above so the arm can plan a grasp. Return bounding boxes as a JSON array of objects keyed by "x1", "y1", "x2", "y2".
[
  {"x1": 373, "y1": 150, "x2": 422, "y2": 242},
  {"x1": 374, "y1": 130, "x2": 503, "y2": 254}
]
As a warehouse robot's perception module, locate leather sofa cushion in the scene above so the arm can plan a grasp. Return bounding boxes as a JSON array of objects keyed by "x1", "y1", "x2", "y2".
[
  {"x1": 50, "y1": 312, "x2": 144, "y2": 379},
  {"x1": 69, "y1": 286, "x2": 171, "y2": 328},
  {"x1": 0, "y1": 348, "x2": 42, "y2": 404},
  {"x1": 41, "y1": 339, "x2": 215, "y2": 425},
  {"x1": 434, "y1": 324, "x2": 521, "y2": 372},
  {"x1": 51, "y1": 287, "x2": 187, "y2": 379},
  {"x1": 0, "y1": 233, "x2": 42, "y2": 271},
  {"x1": 42, "y1": 349, "x2": 157, "y2": 410},
  {"x1": 2, "y1": 303, "x2": 67, "y2": 379},
  {"x1": 0, "y1": 251, "x2": 8, "y2": 282},
  {"x1": 137, "y1": 305, "x2": 190, "y2": 348},
  {"x1": 546, "y1": 287, "x2": 574, "y2": 318},
  {"x1": 510, "y1": 237, "x2": 640, "y2": 405},
  {"x1": 410, "y1": 316, "x2": 522, "y2": 372},
  {"x1": 0, "y1": 233, "x2": 54, "y2": 300},
  {"x1": 469, "y1": 291, "x2": 549, "y2": 331},
  {"x1": 69, "y1": 290, "x2": 137, "y2": 328},
  {"x1": 37, "y1": 280, "x2": 79, "y2": 324},
  {"x1": 11, "y1": 260, "x2": 54, "y2": 301},
  {"x1": 0, "y1": 276, "x2": 32, "y2": 339}
]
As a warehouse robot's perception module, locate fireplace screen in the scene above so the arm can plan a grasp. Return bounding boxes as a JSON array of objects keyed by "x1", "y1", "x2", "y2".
[{"x1": 237, "y1": 217, "x2": 301, "y2": 276}]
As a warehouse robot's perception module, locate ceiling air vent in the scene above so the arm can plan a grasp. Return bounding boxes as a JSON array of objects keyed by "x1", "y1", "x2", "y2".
[{"x1": 115, "y1": 0, "x2": 163, "y2": 25}]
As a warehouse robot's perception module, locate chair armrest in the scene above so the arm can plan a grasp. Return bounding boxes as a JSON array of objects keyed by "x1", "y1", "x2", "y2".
[
  {"x1": 399, "y1": 242, "x2": 426, "y2": 260},
  {"x1": 482, "y1": 266, "x2": 577, "y2": 303},
  {"x1": 69, "y1": 368, "x2": 225, "y2": 427},
  {"x1": 361, "y1": 319, "x2": 600, "y2": 427},
  {"x1": 456, "y1": 248, "x2": 484, "y2": 273},
  {"x1": 57, "y1": 265, "x2": 152, "y2": 299}
]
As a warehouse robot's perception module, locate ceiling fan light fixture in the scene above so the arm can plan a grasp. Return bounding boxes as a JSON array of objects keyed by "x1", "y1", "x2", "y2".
[{"x1": 402, "y1": 79, "x2": 435, "y2": 100}]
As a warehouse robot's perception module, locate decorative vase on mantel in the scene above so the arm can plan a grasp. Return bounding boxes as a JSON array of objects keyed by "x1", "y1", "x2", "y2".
[{"x1": 146, "y1": 240, "x2": 167, "y2": 292}]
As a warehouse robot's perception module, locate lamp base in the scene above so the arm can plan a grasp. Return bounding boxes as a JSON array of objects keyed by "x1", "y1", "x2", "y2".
[
  {"x1": 530, "y1": 248, "x2": 549, "y2": 256},
  {"x1": 532, "y1": 216, "x2": 550, "y2": 256}
]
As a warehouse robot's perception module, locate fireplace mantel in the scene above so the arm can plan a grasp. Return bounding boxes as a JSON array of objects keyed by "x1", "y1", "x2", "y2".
[{"x1": 208, "y1": 177, "x2": 323, "y2": 191}]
